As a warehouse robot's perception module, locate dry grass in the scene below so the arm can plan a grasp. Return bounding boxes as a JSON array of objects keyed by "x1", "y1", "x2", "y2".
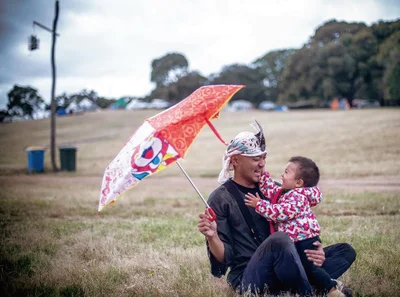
[{"x1": 1, "y1": 108, "x2": 400, "y2": 296}]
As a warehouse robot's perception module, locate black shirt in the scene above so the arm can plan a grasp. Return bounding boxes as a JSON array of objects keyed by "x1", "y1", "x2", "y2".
[{"x1": 207, "y1": 179, "x2": 270, "y2": 289}]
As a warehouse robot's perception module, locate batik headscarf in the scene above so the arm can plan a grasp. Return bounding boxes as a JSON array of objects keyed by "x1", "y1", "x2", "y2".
[{"x1": 217, "y1": 119, "x2": 267, "y2": 184}]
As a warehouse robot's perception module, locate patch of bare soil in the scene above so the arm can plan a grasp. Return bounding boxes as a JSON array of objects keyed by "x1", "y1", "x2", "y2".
[
  {"x1": 1, "y1": 174, "x2": 399, "y2": 192},
  {"x1": 318, "y1": 176, "x2": 400, "y2": 192}
]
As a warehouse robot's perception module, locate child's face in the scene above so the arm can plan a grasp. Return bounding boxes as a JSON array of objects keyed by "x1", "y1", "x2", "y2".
[{"x1": 281, "y1": 162, "x2": 303, "y2": 190}]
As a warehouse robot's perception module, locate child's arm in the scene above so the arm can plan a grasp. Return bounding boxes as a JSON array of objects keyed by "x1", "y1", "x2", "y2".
[
  {"x1": 259, "y1": 171, "x2": 281, "y2": 200},
  {"x1": 294, "y1": 186, "x2": 322, "y2": 207},
  {"x1": 246, "y1": 191, "x2": 307, "y2": 222}
]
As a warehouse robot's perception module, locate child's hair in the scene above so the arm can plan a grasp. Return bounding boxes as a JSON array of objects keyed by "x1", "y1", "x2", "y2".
[{"x1": 288, "y1": 156, "x2": 320, "y2": 187}]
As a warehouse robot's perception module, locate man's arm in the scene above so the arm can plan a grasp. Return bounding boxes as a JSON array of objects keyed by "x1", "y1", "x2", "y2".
[{"x1": 198, "y1": 212, "x2": 225, "y2": 263}]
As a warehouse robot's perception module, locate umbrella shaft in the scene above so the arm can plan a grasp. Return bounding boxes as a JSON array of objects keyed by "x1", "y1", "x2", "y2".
[{"x1": 176, "y1": 161, "x2": 210, "y2": 208}]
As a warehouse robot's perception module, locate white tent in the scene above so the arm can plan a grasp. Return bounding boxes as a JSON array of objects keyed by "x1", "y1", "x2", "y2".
[
  {"x1": 148, "y1": 98, "x2": 170, "y2": 109},
  {"x1": 227, "y1": 100, "x2": 254, "y2": 112},
  {"x1": 126, "y1": 99, "x2": 150, "y2": 110},
  {"x1": 66, "y1": 101, "x2": 80, "y2": 114},
  {"x1": 79, "y1": 98, "x2": 99, "y2": 111}
]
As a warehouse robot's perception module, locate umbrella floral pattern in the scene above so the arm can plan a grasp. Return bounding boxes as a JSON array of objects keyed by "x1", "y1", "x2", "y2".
[{"x1": 98, "y1": 84, "x2": 244, "y2": 213}]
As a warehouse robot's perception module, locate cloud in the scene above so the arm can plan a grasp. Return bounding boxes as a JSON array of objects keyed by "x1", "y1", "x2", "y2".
[{"x1": 0, "y1": 0, "x2": 399, "y2": 108}]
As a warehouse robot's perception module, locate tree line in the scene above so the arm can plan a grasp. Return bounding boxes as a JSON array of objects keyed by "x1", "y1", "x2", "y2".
[
  {"x1": 2, "y1": 19, "x2": 399, "y2": 121},
  {"x1": 147, "y1": 19, "x2": 400, "y2": 107}
]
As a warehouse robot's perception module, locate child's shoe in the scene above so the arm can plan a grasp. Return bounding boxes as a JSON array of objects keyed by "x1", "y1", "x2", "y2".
[
  {"x1": 328, "y1": 289, "x2": 346, "y2": 297},
  {"x1": 332, "y1": 279, "x2": 353, "y2": 297}
]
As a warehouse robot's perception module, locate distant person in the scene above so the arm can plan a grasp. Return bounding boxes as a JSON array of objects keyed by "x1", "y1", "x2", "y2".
[
  {"x1": 245, "y1": 156, "x2": 349, "y2": 297},
  {"x1": 197, "y1": 120, "x2": 356, "y2": 296}
]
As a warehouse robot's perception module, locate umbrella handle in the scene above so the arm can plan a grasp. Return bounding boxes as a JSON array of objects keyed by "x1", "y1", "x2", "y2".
[{"x1": 207, "y1": 207, "x2": 216, "y2": 222}]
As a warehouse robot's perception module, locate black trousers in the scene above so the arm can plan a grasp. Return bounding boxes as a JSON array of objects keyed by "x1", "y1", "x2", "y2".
[
  {"x1": 240, "y1": 232, "x2": 356, "y2": 296},
  {"x1": 296, "y1": 236, "x2": 336, "y2": 292}
]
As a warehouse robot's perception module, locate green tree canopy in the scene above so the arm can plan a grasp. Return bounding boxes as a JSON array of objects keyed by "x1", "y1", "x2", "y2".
[
  {"x1": 147, "y1": 71, "x2": 207, "y2": 103},
  {"x1": 7, "y1": 85, "x2": 45, "y2": 119},
  {"x1": 209, "y1": 64, "x2": 267, "y2": 105},
  {"x1": 252, "y1": 49, "x2": 295, "y2": 102},
  {"x1": 150, "y1": 53, "x2": 189, "y2": 87},
  {"x1": 278, "y1": 19, "x2": 400, "y2": 106}
]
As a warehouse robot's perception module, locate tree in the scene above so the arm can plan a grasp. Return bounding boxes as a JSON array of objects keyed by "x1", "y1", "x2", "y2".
[
  {"x1": 7, "y1": 85, "x2": 45, "y2": 119},
  {"x1": 209, "y1": 64, "x2": 267, "y2": 106},
  {"x1": 376, "y1": 30, "x2": 400, "y2": 102},
  {"x1": 371, "y1": 20, "x2": 400, "y2": 43},
  {"x1": 278, "y1": 45, "x2": 321, "y2": 104},
  {"x1": 95, "y1": 97, "x2": 116, "y2": 109},
  {"x1": 310, "y1": 19, "x2": 367, "y2": 46},
  {"x1": 146, "y1": 71, "x2": 207, "y2": 103},
  {"x1": 0, "y1": 109, "x2": 12, "y2": 123},
  {"x1": 325, "y1": 28, "x2": 378, "y2": 106},
  {"x1": 252, "y1": 49, "x2": 295, "y2": 102},
  {"x1": 55, "y1": 92, "x2": 71, "y2": 110},
  {"x1": 54, "y1": 90, "x2": 114, "y2": 110},
  {"x1": 278, "y1": 20, "x2": 386, "y2": 106},
  {"x1": 150, "y1": 53, "x2": 189, "y2": 87},
  {"x1": 388, "y1": 63, "x2": 400, "y2": 100}
]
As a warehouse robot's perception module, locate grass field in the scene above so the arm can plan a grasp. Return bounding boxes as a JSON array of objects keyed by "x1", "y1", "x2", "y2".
[{"x1": 1, "y1": 108, "x2": 400, "y2": 297}]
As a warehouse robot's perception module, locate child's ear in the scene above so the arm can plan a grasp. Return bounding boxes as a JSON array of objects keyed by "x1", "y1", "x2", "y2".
[{"x1": 296, "y1": 179, "x2": 304, "y2": 188}]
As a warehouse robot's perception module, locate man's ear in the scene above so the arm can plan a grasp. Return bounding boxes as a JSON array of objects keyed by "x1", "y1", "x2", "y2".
[
  {"x1": 231, "y1": 155, "x2": 239, "y2": 166},
  {"x1": 296, "y1": 179, "x2": 304, "y2": 188}
]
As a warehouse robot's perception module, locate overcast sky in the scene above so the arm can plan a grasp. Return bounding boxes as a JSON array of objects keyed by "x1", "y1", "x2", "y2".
[{"x1": 1, "y1": 0, "x2": 399, "y2": 108}]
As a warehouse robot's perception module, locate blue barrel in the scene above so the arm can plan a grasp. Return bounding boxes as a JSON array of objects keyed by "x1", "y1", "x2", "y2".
[{"x1": 26, "y1": 147, "x2": 45, "y2": 173}]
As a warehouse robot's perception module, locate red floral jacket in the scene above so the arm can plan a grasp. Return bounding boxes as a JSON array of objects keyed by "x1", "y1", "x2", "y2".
[{"x1": 256, "y1": 171, "x2": 322, "y2": 242}]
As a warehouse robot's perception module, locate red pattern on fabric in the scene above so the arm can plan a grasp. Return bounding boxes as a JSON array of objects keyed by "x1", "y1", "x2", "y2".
[
  {"x1": 98, "y1": 85, "x2": 244, "y2": 212},
  {"x1": 147, "y1": 85, "x2": 243, "y2": 158},
  {"x1": 256, "y1": 171, "x2": 322, "y2": 242}
]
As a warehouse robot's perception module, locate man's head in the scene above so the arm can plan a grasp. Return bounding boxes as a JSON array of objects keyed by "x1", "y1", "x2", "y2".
[
  {"x1": 218, "y1": 120, "x2": 267, "y2": 186},
  {"x1": 281, "y1": 156, "x2": 320, "y2": 190}
]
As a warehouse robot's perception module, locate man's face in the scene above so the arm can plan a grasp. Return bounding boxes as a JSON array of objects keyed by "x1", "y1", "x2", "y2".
[
  {"x1": 232, "y1": 153, "x2": 266, "y2": 186},
  {"x1": 281, "y1": 162, "x2": 302, "y2": 190}
]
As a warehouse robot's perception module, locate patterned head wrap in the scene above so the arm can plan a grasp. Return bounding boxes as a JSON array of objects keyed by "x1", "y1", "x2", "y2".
[{"x1": 217, "y1": 119, "x2": 267, "y2": 184}]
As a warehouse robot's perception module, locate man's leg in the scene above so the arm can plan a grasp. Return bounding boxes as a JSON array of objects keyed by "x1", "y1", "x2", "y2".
[
  {"x1": 322, "y1": 243, "x2": 357, "y2": 279},
  {"x1": 241, "y1": 232, "x2": 313, "y2": 296}
]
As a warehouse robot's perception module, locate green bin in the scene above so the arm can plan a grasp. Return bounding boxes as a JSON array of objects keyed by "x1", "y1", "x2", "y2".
[{"x1": 59, "y1": 146, "x2": 77, "y2": 171}]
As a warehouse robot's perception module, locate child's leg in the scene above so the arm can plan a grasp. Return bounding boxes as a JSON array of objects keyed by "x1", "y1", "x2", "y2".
[
  {"x1": 295, "y1": 237, "x2": 337, "y2": 293},
  {"x1": 242, "y1": 232, "x2": 313, "y2": 296}
]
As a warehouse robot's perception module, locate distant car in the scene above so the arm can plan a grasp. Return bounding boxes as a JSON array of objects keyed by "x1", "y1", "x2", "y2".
[
  {"x1": 148, "y1": 99, "x2": 170, "y2": 109},
  {"x1": 259, "y1": 101, "x2": 277, "y2": 110},
  {"x1": 227, "y1": 100, "x2": 254, "y2": 111},
  {"x1": 353, "y1": 99, "x2": 380, "y2": 108}
]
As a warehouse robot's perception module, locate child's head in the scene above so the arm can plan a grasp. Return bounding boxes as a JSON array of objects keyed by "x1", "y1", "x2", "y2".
[{"x1": 281, "y1": 156, "x2": 320, "y2": 190}]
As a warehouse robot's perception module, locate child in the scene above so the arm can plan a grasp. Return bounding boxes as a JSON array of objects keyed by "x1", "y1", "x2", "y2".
[{"x1": 245, "y1": 156, "x2": 346, "y2": 297}]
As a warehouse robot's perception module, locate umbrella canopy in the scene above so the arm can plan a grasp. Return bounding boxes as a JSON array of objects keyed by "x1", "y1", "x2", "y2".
[{"x1": 98, "y1": 85, "x2": 244, "y2": 213}]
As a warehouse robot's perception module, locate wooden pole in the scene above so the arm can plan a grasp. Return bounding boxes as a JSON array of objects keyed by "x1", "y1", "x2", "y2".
[{"x1": 50, "y1": 0, "x2": 59, "y2": 172}]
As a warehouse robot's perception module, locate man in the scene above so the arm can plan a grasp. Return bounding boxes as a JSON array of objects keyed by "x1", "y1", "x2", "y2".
[{"x1": 197, "y1": 120, "x2": 356, "y2": 296}]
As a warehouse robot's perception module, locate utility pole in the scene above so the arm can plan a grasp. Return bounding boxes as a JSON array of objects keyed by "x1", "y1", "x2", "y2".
[{"x1": 31, "y1": 0, "x2": 60, "y2": 171}]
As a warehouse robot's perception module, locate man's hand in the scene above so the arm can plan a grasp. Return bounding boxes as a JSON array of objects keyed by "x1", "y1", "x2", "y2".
[
  {"x1": 198, "y1": 210, "x2": 217, "y2": 239},
  {"x1": 245, "y1": 192, "x2": 261, "y2": 208},
  {"x1": 198, "y1": 209, "x2": 225, "y2": 263},
  {"x1": 304, "y1": 241, "x2": 325, "y2": 266}
]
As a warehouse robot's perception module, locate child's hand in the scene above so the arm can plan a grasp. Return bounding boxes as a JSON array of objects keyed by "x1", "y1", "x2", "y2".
[{"x1": 245, "y1": 192, "x2": 261, "y2": 208}]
